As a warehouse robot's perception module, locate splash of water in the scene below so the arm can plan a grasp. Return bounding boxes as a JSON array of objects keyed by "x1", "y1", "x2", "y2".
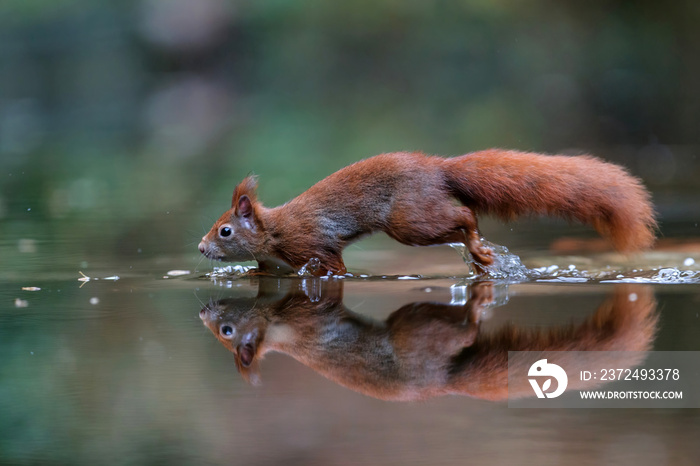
[
  {"x1": 449, "y1": 240, "x2": 530, "y2": 281},
  {"x1": 297, "y1": 258, "x2": 322, "y2": 277},
  {"x1": 449, "y1": 240, "x2": 700, "y2": 284},
  {"x1": 600, "y1": 268, "x2": 700, "y2": 284},
  {"x1": 207, "y1": 264, "x2": 255, "y2": 279},
  {"x1": 200, "y1": 246, "x2": 700, "y2": 285}
]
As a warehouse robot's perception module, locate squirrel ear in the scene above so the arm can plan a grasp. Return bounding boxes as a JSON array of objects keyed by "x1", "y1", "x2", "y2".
[
  {"x1": 233, "y1": 329, "x2": 263, "y2": 385},
  {"x1": 237, "y1": 195, "x2": 253, "y2": 218},
  {"x1": 239, "y1": 343, "x2": 256, "y2": 367},
  {"x1": 237, "y1": 329, "x2": 260, "y2": 368},
  {"x1": 234, "y1": 350, "x2": 262, "y2": 386},
  {"x1": 235, "y1": 359, "x2": 262, "y2": 386},
  {"x1": 231, "y1": 176, "x2": 258, "y2": 209}
]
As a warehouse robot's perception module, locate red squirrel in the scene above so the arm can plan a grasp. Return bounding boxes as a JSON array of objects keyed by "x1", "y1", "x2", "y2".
[
  {"x1": 198, "y1": 150, "x2": 656, "y2": 275},
  {"x1": 199, "y1": 280, "x2": 657, "y2": 401}
]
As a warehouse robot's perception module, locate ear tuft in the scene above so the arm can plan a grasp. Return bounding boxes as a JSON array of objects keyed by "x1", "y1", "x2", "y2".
[{"x1": 231, "y1": 175, "x2": 258, "y2": 209}]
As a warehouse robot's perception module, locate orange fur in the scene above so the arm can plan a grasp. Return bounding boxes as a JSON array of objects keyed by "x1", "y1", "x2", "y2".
[
  {"x1": 444, "y1": 150, "x2": 656, "y2": 252},
  {"x1": 200, "y1": 281, "x2": 658, "y2": 401},
  {"x1": 199, "y1": 151, "x2": 656, "y2": 275}
]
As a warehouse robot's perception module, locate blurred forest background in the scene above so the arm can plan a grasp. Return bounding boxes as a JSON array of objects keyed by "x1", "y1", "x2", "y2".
[
  {"x1": 3, "y1": 4, "x2": 700, "y2": 463},
  {"x1": 1, "y1": 0, "x2": 699, "y2": 266}
]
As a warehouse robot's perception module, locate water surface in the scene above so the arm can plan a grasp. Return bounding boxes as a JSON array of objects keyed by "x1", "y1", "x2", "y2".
[{"x1": 2, "y1": 233, "x2": 699, "y2": 465}]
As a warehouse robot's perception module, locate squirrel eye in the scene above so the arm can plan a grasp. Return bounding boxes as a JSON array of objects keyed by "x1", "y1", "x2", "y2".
[
  {"x1": 219, "y1": 226, "x2": 232, "y2": 238},
  {"x1": 220, "y1": 325, "x2": 234, "y2": 337}
]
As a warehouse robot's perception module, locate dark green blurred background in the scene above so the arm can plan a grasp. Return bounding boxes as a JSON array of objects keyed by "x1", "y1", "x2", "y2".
[
  {"x1": 1, "y1": 0, "x2": 699, "y2": 265},
  {"x1": 2, "y1": 4, "x2": 700, "y2": 464}
]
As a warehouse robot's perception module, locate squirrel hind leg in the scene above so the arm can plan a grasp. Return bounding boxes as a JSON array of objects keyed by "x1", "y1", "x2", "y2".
[
  {"x1": 449, "y1": 228, "x2": 495, "y2": 267},
  {"x1": 443, "y1": 208, "x2": 495, "y2": 267},
  {"x1": 386, "y1": 206, "x2": 495, "y2": 267}
]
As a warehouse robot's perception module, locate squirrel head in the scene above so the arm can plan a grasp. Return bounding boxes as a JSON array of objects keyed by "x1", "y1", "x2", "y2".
[
  {"x1": 199, "y1": 296, "x2": 265, "y2": 385},
  {"x1": 199, "y1": 176, "x2": 265, "y2": 262}
]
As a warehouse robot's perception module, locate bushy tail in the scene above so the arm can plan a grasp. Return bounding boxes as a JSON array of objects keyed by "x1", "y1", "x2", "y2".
[
  {"x1": 450, "y1": 285, "x2": 658, "y2": 400},
  {"x1": 443, "y1": 149, "x2": 657, "y2": 252}
]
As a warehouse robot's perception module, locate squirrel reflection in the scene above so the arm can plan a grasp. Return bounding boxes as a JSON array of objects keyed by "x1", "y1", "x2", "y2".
[{"x1": 199, "y1": 280, "x2": 657, "y2": 401}]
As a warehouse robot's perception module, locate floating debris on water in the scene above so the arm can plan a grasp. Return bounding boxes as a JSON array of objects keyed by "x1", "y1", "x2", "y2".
[
  {"x1": 14, "y1": 298, "x2": 28, "y2": 308},
  {"x1": 78, "y1": 271, "x2": 120, "y2": 287},
  {"x1": 18, "y1": 238, "x2": 37, "y2": 253},
  {"x1": 21, "y1": 287, "x2": 41, "y2": 291},
  {"x1": 166, "y1": 270, "x2": 191, "y2": 277}
]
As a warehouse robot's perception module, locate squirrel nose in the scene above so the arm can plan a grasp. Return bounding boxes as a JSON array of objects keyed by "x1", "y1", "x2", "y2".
[{"x1": 198, "y1": 242, "x2": 206, "y2": 254}]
